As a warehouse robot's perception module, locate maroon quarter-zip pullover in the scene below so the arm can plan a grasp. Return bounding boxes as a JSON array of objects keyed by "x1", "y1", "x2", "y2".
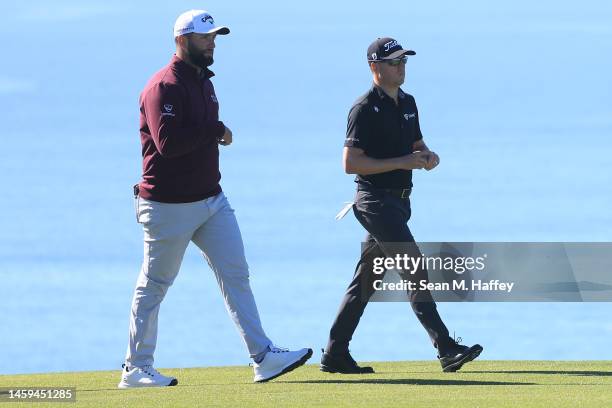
[{"x1": 137, "y1": 55, "x2": 226, "y2": 203}]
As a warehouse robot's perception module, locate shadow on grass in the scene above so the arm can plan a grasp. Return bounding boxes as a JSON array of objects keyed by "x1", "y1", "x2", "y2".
[
  {"x1": 474, "y1": 370, "x2": 612, "y2": 377},
  {"x1": 283, "y1": 379, "x2": 533, "y2": 386}
]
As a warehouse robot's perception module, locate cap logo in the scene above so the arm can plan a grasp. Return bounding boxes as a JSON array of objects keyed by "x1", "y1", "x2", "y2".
[
  {"x1": 384, "y1": 40, "x2": 399, "y2": 51},
  {"x1": 370, "y1": 52, "x2": 377, "y2": 61},
  {"x1": 202, "y1": 15, "x2": 214, "y2": 24}
]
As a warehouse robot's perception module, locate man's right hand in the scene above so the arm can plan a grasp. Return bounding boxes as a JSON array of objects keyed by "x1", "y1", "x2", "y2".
[
  {"x1": 400, "y1": 151, "x2": 430, "y2": 170},
  {"x1": 218, "y1": 126, "x2": 233, "y2": 146}
]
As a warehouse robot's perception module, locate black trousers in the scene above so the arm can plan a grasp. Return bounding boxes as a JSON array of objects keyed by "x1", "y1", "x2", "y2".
[{"x1": 326, "y1": 187, "x2": 454, "y2": 355}]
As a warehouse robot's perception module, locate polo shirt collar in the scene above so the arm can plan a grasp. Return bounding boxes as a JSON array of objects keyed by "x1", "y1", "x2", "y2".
[
  {"x1": 171, "y1": 54, "x2": 215, "y2": 80},
  {"x1": 372, "y1": 83, "x2": 406, "y2": 102}
]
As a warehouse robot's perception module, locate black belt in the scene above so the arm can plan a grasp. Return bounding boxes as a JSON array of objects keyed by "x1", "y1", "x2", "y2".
[
  {"x1": 359, "y1": 186, "x2": 412, "y2": 199},
  {"x1": 383, "y1": 188, "x2": 412, "y2": 199}
]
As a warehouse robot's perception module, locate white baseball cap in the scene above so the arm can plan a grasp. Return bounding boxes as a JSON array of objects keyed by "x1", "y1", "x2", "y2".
[{"x1": 173, "y1": 9, "x2": 230, "y2": 37}]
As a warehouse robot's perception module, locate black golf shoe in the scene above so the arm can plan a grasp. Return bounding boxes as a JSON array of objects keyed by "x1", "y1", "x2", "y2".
[
  {"x1": 320, "y1": 349, "x2": 375, "y2": 374},
  {"x1": 438, "y1": 341, "x2": 483, "y2": 372}
]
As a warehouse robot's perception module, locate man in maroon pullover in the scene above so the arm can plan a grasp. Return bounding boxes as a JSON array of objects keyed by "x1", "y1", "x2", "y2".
[{"x1": 118, "y1": 10, "x2": 312, "y2": 388}]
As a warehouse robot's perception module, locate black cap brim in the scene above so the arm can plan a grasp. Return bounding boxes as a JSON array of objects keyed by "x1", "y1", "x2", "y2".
[{"x1": 382, "y1": 49, "x2": 416, "y2": 60}]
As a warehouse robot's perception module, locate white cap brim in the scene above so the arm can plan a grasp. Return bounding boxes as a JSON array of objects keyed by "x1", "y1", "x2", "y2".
[{"x1": 207, "y1": 26, "x2": 230, "y2": 35}]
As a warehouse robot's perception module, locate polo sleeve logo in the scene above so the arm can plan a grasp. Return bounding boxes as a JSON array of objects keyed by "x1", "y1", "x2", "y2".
[
  {"x1": 210, "y1": 94, "x2": 218, "y2": 103},
  {"x1": 404, "y1": 112, "x2": 416, "y2": 120},
  {"x1": 161, "y1": 104, "x2": 176, "y2": 117}
]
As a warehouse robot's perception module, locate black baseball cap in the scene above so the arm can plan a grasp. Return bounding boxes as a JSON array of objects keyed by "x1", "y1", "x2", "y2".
[{"x1": 367, "y1": 37, "x2": 415, "y2": 62}]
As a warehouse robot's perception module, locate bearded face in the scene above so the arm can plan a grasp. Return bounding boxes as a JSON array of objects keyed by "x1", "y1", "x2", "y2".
[{"x1": 186, "y1": 36, "x2": 214, "y2": 69}]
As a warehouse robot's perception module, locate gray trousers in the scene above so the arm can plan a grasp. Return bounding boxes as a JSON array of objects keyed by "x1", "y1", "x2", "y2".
[{"x1": 124, "y1": 192, "x2": 272, "y2": 368}]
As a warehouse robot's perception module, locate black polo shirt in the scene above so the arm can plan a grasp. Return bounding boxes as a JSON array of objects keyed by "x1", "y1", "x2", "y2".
[{"x1": 344, "y1": 85, "x2": 423, "y2": 189}]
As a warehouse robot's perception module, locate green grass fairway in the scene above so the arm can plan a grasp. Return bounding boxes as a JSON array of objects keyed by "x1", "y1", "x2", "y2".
[{"x1": 1, "y1": 361, "x2": 611, "y2": 407}]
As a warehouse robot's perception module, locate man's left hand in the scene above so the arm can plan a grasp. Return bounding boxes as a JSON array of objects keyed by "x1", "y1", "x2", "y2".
[{"x1": 424, "y1": 151, "x2": 440, "y2": 171}]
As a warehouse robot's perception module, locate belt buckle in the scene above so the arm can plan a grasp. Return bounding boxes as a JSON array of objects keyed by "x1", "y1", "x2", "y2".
[{"x1": 400, "y1": 188, "x2": 410, "y2": 199}]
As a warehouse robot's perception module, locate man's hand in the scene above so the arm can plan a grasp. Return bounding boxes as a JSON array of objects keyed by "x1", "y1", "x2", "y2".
[
  {"x1": 400, "y1": 151, "x2": 430, "y2": 170},
  {"x1": 218, "y1": 126, "x2": 233, "y2": 146},
  {"x1": 423, "y1": 151, "x2": 440, "y2": 171}
]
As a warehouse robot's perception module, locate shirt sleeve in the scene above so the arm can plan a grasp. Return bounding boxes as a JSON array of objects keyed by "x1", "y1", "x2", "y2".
[
  {"x1": 344, "y1": 104, "x2": 371, "y2": 149},
  {"x1": 141, "y1": 82, "x2": 225, "y2": 158}
]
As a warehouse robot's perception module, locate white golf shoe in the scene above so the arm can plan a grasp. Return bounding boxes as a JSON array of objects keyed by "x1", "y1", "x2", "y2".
[
  {"x1": 117, "y1": 364, "x2": 178, "y2": 388},
  {"x1": 253, "y1": 346, "x2": 313, "y2": 383}
]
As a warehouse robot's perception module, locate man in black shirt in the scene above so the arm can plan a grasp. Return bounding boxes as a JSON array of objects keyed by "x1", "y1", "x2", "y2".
[{"x1": 321, "y1": 37, "x2": 482, "y2": 374}]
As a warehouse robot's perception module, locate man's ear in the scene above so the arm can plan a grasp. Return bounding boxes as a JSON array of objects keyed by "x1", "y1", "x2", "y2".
[
  {"x1": 368, "y1": 61, "x2": 378, "y2": 75},
  {"x1": 175, "y1": 35, "x2": 188, "y2": 50}
]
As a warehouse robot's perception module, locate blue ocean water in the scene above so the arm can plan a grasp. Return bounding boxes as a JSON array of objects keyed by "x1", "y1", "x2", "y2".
[{"x1": 1, "y1": 0, "x2": 611, "y2": 374}]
